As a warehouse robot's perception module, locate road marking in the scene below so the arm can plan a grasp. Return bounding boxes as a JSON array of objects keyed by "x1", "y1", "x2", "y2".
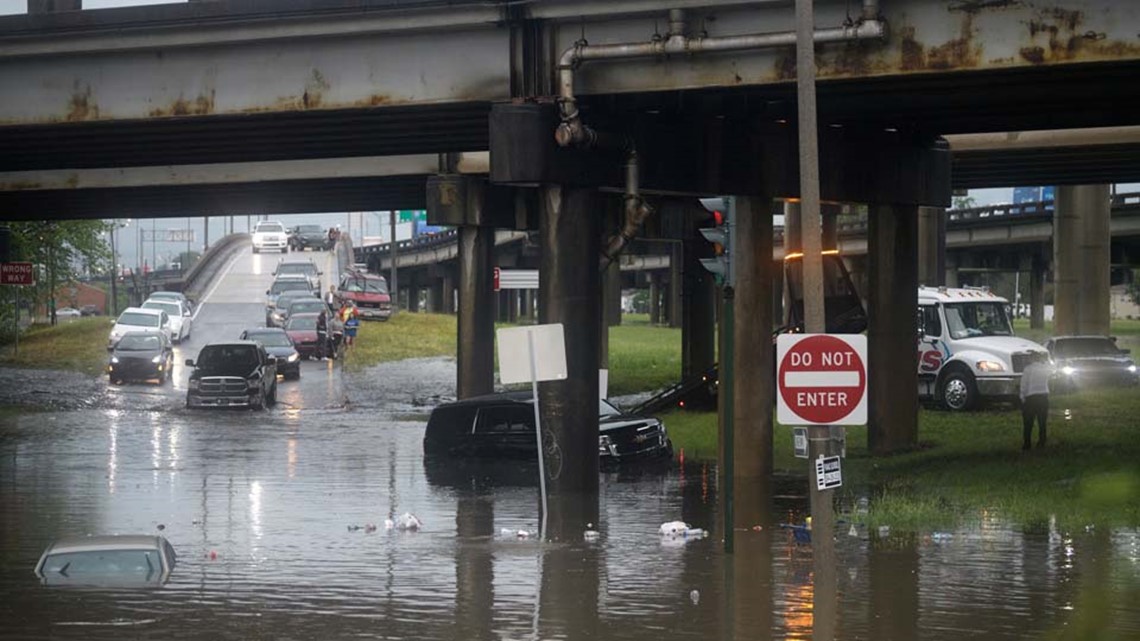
[{"x1": 192, "y1": 249, "x2": 243, "y2": 321}]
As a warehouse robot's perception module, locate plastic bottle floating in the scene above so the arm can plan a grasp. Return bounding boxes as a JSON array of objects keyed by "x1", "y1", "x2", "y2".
[
  {"x1": 385, "y1": 513, "x2": 423, "y2": 531},
  {"x1": 658, "y1": 521, "x2": 707, "y2": 541}
]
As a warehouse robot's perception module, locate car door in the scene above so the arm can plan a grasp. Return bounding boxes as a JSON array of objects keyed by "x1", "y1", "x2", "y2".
[
  {"x1": 180, "y1": 301, "x2": 192, "y2": 339},
  {"x1": 160, "y1": 312, "x2": 173, "y2": 342},
  {"x1": 473, "y1": 404, "x2": 536, "y2": 457}
]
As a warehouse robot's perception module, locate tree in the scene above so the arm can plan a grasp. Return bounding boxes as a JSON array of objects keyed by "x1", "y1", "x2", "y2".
[
  {"x1": 952, "y1": 195, "x2": 977, "y2": 210},
  {"x1": 1, "y1": 220, "x2": 111, "y2": 329}
]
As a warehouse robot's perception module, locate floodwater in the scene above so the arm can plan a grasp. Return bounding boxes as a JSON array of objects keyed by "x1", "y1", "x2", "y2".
[{"x1": 1, "y1": 246, "x2": 1138, "y2": 640}]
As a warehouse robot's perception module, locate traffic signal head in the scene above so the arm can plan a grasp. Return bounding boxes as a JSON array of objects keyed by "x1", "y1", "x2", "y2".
[{"x1": 697, "y1": 197, "x2": 733, "y2": 286}]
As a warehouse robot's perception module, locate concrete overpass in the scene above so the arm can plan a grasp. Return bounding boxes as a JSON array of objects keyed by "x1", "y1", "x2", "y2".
[{"x1": 3, "y1": 0, "x2": 1140, "y2": 495}]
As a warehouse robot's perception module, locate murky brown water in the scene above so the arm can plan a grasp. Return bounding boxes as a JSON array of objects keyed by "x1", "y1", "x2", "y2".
[{"x1": 2, "y1": 246, "x2": 1138, "y2": 640}]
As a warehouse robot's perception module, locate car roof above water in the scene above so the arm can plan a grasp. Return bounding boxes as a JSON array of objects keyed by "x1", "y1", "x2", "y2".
[{"x1": 42, "y1": 534, "x2": 167, "y2": 555}]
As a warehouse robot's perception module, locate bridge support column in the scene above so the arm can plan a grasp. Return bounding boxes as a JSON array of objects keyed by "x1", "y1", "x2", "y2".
[
  {"x1": 868, "y1": 204, "x2": 919, "y2": 455},
  {"x1": 649, "y1": 274, "x2": 661, "y2": 325},
  {"x1": 406, "y1": 275, "x2": 420, "y2": 313},
  {"x1": 1055, "y1": 185, "x2": 1111, "y2": 336},
  {"x1": 668, "y1": 243, "x2": 683, "y2": 329},
  {"x1": 428, "y1": 278, "x2": 444, "y2": 313},
  {"x1": 783, "y1": 201, "x2": 802, "y2": 322},
  {"x1": 821, "y1": 210, "x2": 838, "y2": 251},
  {"x1": 683, "y1": 230, "x2": 717, "y2": 379},
  {"x1": 457, "y1": 226, "x2": 495, "y2": 399},
  {"x1": 521, "y1": 289, "x2": 533, "y2": 322},
  {"x1": 538, "y1": 185, "x2": 600, "y2": 495},
  {"x1": 944, "y1": 253, "x2": 960, "y2": 289},
  {"x1": 603, "y1": 258, "x2": 622, "y2": 327},
  {"x1": 1030, "y1": 253, "x2": 1045, "y2": 330},
  {"x1": 724, "y1": 195, "x2": 775, "y2": 481},
  {"x1": 917, "y1": 206, "x2": 944, "y2": 287}
]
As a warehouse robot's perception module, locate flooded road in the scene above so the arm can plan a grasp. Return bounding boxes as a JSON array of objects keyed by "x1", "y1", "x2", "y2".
[{"x1": 1, "y1": 246, "x2": 1138, "y2": 640}]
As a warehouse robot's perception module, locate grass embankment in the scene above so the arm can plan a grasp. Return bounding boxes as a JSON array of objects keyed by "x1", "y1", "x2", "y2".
[
  {"x1": 345, "y1": 312, "x2": 683, "y2": 395},
  {"x1": 0, "y1": 318, "x2": 110, "y2": 376},
  {"x1": 663, "y1": 388, "x2": 1140, "y2": 530}
]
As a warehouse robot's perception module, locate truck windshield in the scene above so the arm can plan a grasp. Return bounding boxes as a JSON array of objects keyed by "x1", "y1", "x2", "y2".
[
  {"x1": 943, "y1": 302, "x2": 1013, "y2": 339},
  {"x1": 342, "y1": 277, "x2": 388, "y2": 294}
]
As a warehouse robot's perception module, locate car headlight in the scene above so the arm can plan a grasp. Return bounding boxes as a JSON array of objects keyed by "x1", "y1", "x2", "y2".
[
  {"x1": 110, "y1": 356, "x2": 120, "y2": 364},
  {"x1": 1061, "y1": 365, "x2": 1076, "y2": 376},
  {"x1": 188, "y1": 379, "x2": 199, "y2": 390},
  {"x1": 247, "y1": 376, "x2": 261, "y2": 389},
  {"x1": 598, "y1": 434, "x2": 613, "y2": 453},
  {"x1": 976, "y1": 360, "x2": 1005, "y2": 372},
  {"x1": 1128, "y1": 365, "x2": 1137, "y2": 374},
  {"x1": 287, "y1": 352, "x2": 300, "y2": 362},
  {"x1": 151, "y1": 355, "x2": 162, "y2": 364}
]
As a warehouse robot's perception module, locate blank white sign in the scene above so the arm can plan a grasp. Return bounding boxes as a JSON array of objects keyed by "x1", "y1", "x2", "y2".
[{"x1": 497, "y1": 324, "x2": 568, "y2": 385}]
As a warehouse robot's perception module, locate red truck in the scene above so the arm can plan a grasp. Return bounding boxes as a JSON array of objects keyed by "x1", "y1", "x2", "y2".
[{"x1": 337, "y1": 271, "x2": 393, "y2": 321}]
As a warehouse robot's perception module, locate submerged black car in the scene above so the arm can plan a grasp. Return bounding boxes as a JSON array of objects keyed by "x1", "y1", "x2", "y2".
[
  {"x1": 1046, "y1": 335, "x2": 1138, "y2": 391},
  {"x1": 107, "y1": 331, "x2": 173, "y2": 384},
  {"x1": 239, "y1": 328, "x2": 302, "y2": 380},
  {"x1": 424, "y1": 392, "x2": 672, "y2": 463}
]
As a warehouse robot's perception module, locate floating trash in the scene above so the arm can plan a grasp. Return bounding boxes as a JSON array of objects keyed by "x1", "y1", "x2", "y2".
[
  {"x1": 689, "y1": 589, "x2": 700, "y2": 605},
  {"x1": 387, "y1": 513, "x2": 423, "y2": 531}
]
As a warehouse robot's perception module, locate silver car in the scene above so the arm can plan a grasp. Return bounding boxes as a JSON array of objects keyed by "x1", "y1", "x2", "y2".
[{"x1": 34, "y1": 535, "x2": 177, "y2": 587}]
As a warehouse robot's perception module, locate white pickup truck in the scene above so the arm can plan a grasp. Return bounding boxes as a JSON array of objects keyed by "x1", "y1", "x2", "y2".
[
  {"x1": 917, "y1": 286, "x2": 1048, "y2": 410},
  {"x1": 251, "y1": 221, "x2": 289, "y2": 254}
]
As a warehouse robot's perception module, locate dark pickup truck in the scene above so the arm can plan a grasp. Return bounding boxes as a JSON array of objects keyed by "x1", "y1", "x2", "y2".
[
  {"x1": 185, "y1": 341, "x2": 278, "y2": 410},
  {"x1": 288, "y1": 224, "x2": 332, "y2": 251}
]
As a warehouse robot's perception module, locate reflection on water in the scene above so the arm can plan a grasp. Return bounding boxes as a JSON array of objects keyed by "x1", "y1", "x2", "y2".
[{"x1": 0, "y1": 408, "x2": 1137, "y2": 640}]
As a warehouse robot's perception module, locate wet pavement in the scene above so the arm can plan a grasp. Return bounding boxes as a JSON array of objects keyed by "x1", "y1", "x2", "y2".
[{"x1": 1, "y1": 245, "x2": 1139, "y2": 640}]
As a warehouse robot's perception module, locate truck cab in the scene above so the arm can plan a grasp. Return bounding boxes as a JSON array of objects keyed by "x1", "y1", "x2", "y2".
[
  {"x1": 917, "y1": 286, "x2": 1047, "y2": 410},
  {"x1": 337, "y1": 271, "x2": 393, "y2": 321}
]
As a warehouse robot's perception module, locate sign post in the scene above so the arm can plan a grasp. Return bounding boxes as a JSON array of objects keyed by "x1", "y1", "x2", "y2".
[{"x1": 1, "y1": 262, "x2": 33, "y2": 357}]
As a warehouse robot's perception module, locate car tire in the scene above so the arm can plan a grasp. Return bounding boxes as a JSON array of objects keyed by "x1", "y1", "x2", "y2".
[
  {"x1": 267, "y1": 382, "x2": 278, "y2": 406},
  {"x1": 939, "y1": 369, "x2": 978, "y2": 411},
  {"x1": 253, "y1": 247, "x2": 260, "y2": 254},
  {"x1": 251, "y1": 389, "x2": 265, "y2": 411},
  {"x1": 157, "y1": 370, "x2": 166, "y2": 385}
]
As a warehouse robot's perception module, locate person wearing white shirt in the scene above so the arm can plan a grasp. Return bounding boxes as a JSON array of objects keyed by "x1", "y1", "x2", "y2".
[{"x1": 1019, "y1": 353, "x2": 1052, "y2": 450}]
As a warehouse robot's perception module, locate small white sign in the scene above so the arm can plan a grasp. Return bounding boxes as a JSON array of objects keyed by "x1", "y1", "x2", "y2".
[
  {"x1": 497, "y1": 324, "x2": 568, "y2": 385},
  {"x1": 599, "y1": 369, "x2": 608, "y2": 400},
  {"x1": 815, "y1": 455, "x2": 843, "y2": 491},
  {"x1": 793, "y1": 427, "x2": 809, "y2": 459}
]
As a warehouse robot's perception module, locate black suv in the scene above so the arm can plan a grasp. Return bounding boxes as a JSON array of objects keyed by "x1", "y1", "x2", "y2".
[
  {"x1": 424, "y1": 392, "x2": 672, "y2": 464},
  {"x1": 185, "y1": 341, "x2": 278, "y2": 410},
  {"x1": 288, "y1": 224, "x2": 332, "y2": 251}
]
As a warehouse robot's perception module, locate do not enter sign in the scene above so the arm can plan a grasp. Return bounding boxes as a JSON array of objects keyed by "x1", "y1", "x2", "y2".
[{"x1": 777, "y1": 334, "x2": 867, "y2": 426}]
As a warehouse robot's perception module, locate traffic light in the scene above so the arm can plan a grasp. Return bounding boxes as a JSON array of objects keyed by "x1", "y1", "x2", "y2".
[{"x1": 698, "y1": 197, "x2": 733, "y2": 286}]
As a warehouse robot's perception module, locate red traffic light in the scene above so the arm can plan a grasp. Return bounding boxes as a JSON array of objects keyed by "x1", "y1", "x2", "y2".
[{"x1": 712, "y1": 210, "x2": 724, "y2": 226}]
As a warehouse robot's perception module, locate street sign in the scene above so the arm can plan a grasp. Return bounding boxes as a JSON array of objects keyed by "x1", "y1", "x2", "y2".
[
  {"x1": 777, "y1": 334, "x2": 867, "y2": 425},
  {"x1": 815, "y1": 455, "x2": 842, "y2": 491},
  {"x1": 397, "y1": 210, "x2": 427, "y2": 223},
  {"x1": 0, "y1": 262, "x2": 34, "y2": 285},
  {"x1": 793, "y1": 427, "x2": 809, "y2": 459},
  {"x1": 497, "y1": 269, "x2": 538, "y2": 290}
]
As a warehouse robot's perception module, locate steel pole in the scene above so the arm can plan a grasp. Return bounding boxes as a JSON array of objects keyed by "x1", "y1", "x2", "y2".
[
  {"x1": 722, "y1": 285, "x2": 735, "y2": 554},
  {"x1": 109, "y1": 223, "x2": 119, "y2": 316},
  {"x1": 390, "y1": 211, "x2": 399, "y2": 311}
]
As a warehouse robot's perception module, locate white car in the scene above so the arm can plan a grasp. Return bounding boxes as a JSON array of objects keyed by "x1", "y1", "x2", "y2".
[
  {"x1": 142, "y1": 298, "x2": 192, "y2": 344},
  {"x1": 55, "y1": 307, "x2": 82, "y2": 321},
  {"x1": 252, "y1": 221, "x2": 289, "y2": 254},
  {"x1": 108, "y1": 307, "x2": 172, "y2": 350},
  {"x1": 35, "y1": 534, "x2": 177, "y2": 587}
]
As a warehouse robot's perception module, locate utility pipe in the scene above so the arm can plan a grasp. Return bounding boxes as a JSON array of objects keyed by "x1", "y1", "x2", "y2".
[
  {"x1": 600, "y1": 149, "x2": 654, "y2": 271},
  {"x1": 556, "y1": 1, "x2": 887, "y2": 147}
]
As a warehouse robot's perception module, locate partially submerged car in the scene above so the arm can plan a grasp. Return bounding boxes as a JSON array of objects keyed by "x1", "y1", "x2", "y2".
[
  {"x1": 108, "y1": 331, "x2": 173, "y2": 385},
  {"x1": 284, "y1": 312, "x2": 325, "y2": 359},
  {"x1": 240, "y1": 327, "x2": 302, "y2": 380},
  {"x1": 424, "y1": 392, "x2": 672, "y2": 463},
  {"x1": 1045, "y1": 335, "x2": 1138, "y2": 392},
  {"x1": 34, "y1": 535, "x2": 177, "y2": 588},
  {"x1": 186, "y1": 341, "x2": 278, "y2": 409}
]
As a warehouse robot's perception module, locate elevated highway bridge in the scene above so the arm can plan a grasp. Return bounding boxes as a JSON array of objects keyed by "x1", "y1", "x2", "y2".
[{"x1": 3, "y1": 0, "x2": 1140, "y2": 482}]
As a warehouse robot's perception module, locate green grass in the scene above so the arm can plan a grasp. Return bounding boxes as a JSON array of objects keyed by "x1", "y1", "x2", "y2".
[
  {"x1": 664, "y1": 388, "x2": 1140, "y2": 530},
  {"x1": 606, "y1": 322, "x2": 681, "y2": 396},
  {"x1": 0, "y1": 318, "x2": 111, "y2": 376},
  {"x1": 343, "y1": 313, "x2": 457, "y2": 371}
]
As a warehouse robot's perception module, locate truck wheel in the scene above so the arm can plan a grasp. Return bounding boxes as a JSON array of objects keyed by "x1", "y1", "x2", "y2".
[
  {"x1": 268, "y1": 382, "x2": 277, "y2": 405},
  {"x1": 251, "y1": 389, "x2": 265, "y2": 411},
  {"x1": 253, "y1": 247, "x2": 260, "y2": 254},
  {"x1": 939, "y1": 370, "x2": 978, "y2": 411}
]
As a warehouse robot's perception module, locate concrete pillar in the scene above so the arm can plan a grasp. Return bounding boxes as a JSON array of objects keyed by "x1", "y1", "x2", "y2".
[
  {"x1": 538, "y1": 185, "x2": 600, "y2": 495},
  {"x1": 727, "y1": 195, "x2": 775, "y2": 481},
  {"x1": 648, "y1": 274, "x2": 661, "y2": 325},
  {"x1": 821, "y1": 210, "x2": 838, "y2": 251},
  {"x1": 682, "y1": 232, "x2": 717, "y2": 379},
  {"x1": 668, "y1": 243, "x2": 683, "y2": 328},
  {"x1": 441, "y1": 271, "x2": 456, "y2": 314},
  {"x1": 867, "y1": 204, "x2": 919, "y2": 455},
  {"x1": 783, "y1": 201, "x2": 802, "y2": 321},
  {"x1": 1055, "y1": 185, "x2": 1111, "y2": 336},
  {"x1": 521, "y1": 289, "x2": 533, "y2": 322},
  {"x1": 603, "y1": 259, "x2": 622, "y2": 327},
  {"x1": 1030, "y1": 253, "x2": 1045, "y2": 330},
  {"x1": 454, "y1": 493, "x2": 494, "y2": 638},
  {"x1": 508, "y1": 290, "x2": 519, "y2": 323},
  {"x1": 917, "y1": 206, "x2": 944, "y2": 288},
  {"x1": 497, "y1": 290, "x2": 511, "y2": 323},
  {"x1": 429, "y1": 278, "x2": 444, "y2": 313},
  {"x1": 944, "y1": 252, "x2": 960, "y2": 289},
  {"x1": 457, "y1": 226, "x2": 495, "y2": 399}
]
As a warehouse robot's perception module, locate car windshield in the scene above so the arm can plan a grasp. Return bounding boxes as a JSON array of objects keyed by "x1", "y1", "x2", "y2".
[
  {"x1": 257, "y1": 223, "x2": 284, "y2": 233},
  {"x1": 245, "y1": 332, "x2": 293, "y2": 348},
  {"x1": 598, "y1": 399, "x2": 622, "y2": 417},
  {"x1": 297, "y1": 225, "x2": 322, "y2": 233},
  {"x1": 118, "y1": 312, "x2": 159, "y2": 328},
  {"x1": 143, "y1": 301, "x2": 180, "y2": 316},
  {"x1": 195, "y1": 345, "x2": 259, "y2": 372},
  {"x1": 943, "y1": 302, "x2": 1013, "y2": 339},
  {"x1": 41, "y1": 549, "x2": 162, "y2": 579},
  {"x1": 1054, "y1": 337, "x2": 1120, "y2": 358},
  {"x1": 288, "y1": 301, "x2": 325, "y2": 314},
  {"x1": 278, "y1": 263, "x2": 316, "y2": 275},
  {"x1": 341, "y1": 277, "x2": 387, "y2": 294},
  {"x1": 287, "y1": 316, "x2": 318, "y2": 331},
  {"x1": 117, "y1": 334, "x2": 162, "y2": 351},
  {"x1": 150, "y1": 292, "x2": 182, "y2": 301},
  {"x1": 271, "y1": 280, "x2": 310, "y2": 295}
]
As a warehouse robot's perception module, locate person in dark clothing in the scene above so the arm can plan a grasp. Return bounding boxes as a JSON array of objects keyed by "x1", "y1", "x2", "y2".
[{"x1": 1019, "y1": 352, "x2": 1052, "y2": 450}]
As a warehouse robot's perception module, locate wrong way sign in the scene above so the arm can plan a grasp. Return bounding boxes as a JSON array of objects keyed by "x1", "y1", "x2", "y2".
[{"x1": 777, "y1": 334, "x2": 867, "y2": 426}]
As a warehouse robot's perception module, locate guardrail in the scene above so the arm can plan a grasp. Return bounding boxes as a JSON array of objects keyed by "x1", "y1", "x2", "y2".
[
  {"x1": 354, "y1": 228, "x2": 460, "y2": 263},
  {"x1": 182, "y1": 233, "x2": 249, "y2": 301}
]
